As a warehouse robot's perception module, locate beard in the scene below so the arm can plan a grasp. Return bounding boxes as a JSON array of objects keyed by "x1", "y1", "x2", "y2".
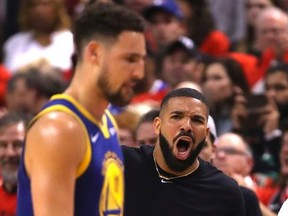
[
  {"x1": 159, "y1": 131, "x2": 205, "y2": 172},
  {"x1": 97, "y1": 62, "x2": 135, "y2": 107}
]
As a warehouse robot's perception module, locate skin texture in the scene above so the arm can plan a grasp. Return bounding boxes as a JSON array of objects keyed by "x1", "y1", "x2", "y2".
[
  {"x1": 25, "y1": 31, "x2": 146, "y2": 216},
  {"x1": 135, "y1": 121, "x2": 157, "y2": 146},
  {"x1": 0, "y1": 122, "x2": 25, "y2": 192},
  {"x1": 153, "y1": 96, "x2": 209, "y2": 176},
  {"x1": 213, "y1": 133, "x2": 253, "y2": 177},
  {"x1": 203, "y1": 63, "x2": 234, "y2": 104}
]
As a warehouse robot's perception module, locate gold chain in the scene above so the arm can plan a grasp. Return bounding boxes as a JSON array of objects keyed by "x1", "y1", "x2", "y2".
[{"x1": 153, "y1": 153, "x2": 199, "y2": 181}]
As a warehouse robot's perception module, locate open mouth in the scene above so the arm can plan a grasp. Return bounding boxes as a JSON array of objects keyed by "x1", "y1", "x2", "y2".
[{"x1": 174, "y1": 137, "x2": 192, "y2": 160}]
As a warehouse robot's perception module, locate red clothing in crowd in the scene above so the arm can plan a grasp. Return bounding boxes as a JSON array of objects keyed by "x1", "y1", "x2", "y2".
[
  {"x1": 200, "y1": 30, "x2": 230, "y2": 57},
  {"x1": 0, "y1": 65, "x2": 11, "y2": 106},
  {"x1": 228, "y1": 52, "x2": 261, "y2": 88},
  {"x1": 0, "y1": 185, "x2": 17, "y2": 216}
]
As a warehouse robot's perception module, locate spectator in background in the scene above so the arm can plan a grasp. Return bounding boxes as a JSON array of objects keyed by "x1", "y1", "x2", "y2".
[
  {"x1": 202, "y1": 57, "x2": 250, "y2": 135},
  {"x1": 242, "y1": 0, "x2": 273, "y2": 54},
  {"x1": 176, "y1": 0, "x2": 230, "y2": 57},
  {"x1": 266, "y1": 119, "x2": 288, "y2": 213},
  {"x1": 252, "y1": 7, "x2": 288, "y2": 93},
  {"x1": 142, "y1": 0, "x2": 186, "y2": 54},
  {"x1": 158, "y1": 36, "x2": 204, "y2": 90},
  {"x1": 135, "y1": 109, "x2": 159, "y2": 146},
  {"x1": 199, "y1": 115, "x2": 217, "y2": 163},
  {"x1": 5, "y1": 66, "x2": 67, "y2": 115},
  {"x1": 3, "y1": 0, "x2": 74, "y2": 73},
  {"x1": 0, "y1": 112, "x2": 32, "y2": 216},
  {"x1": 206, "y1": 0, "x2": 246, "y2": 49},
  {"x1": 113, "y1": 107, "x2": 141, "y2": 147},
  {"x1": 265, "y1": 63, "x2": 288, "y2": 129},
  {"x1": 213, "y1": 132, "x2": 276, "y2": 216},
  {"x1": 232, "y1": 63, "x2": 287, "y2": 177}
]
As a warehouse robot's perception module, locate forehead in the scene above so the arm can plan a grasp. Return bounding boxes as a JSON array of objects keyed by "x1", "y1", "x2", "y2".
[
  {"x1": 164, "y1": 96, "x2": 208, "y2": 117},
  {"x1": 259, "y1": 12, "x2": 288, "y2": 27},
  {"x1": 110, "y1": 31, "x2": 146, "y2": 55},
  {"x1": 248, "y1": 0, "x2": 272, "y2": 4},
  {"x1": 266, "y1": 71, "x2": 288, "y2": 82},
  {"x1": 217, "y1": 135, "x2": 246, "y2": 149},
  {"x1": 206, "y1": 63, "x2": 227, "y2": 75},
  {"x1": 0, "y1": 122, "x2": 25, "y2": 138}
]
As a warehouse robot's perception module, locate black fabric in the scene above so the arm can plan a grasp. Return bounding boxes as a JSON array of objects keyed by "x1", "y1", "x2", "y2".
[
  {"x1": 239, "y1": 186, "x2": 262, "y2": 216},
  {"x1": 122, "y1": 145, "x2": 245, "y2": 216}
]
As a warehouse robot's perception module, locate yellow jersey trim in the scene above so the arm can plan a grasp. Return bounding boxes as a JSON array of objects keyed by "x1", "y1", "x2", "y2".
[{"x1": 51, "y1": 94, "x2": 110, "y2": 138}]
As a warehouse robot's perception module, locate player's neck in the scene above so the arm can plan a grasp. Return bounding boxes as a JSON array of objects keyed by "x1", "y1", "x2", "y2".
[{"x1": 65, "y1": 85, "x2": 109, "y2": 123}]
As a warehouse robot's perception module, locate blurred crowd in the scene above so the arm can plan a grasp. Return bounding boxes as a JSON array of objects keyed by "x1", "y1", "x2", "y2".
[{"x1": 1, "y1": 0, "x2": 288, "y2": 215}]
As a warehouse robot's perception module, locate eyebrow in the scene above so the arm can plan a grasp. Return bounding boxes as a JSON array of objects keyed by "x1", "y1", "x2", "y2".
[{"x1": 170, "y1": 111, "x2": 206, "y2": 120}]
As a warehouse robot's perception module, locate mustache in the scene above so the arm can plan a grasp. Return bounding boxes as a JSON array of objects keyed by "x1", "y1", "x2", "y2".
[
  {"x1": 1, "y1": 157, "x2": 20, "y2": 165},
  {"x1": 173, "y1": 131, "x2": 195, "y2": 143}
]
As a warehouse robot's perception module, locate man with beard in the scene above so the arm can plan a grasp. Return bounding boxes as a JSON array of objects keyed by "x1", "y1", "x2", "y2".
[
  {"x1": 0, "y1": 112, "x2": 32, "y2": 215},
  {"x1": 122, "y1": 88, "x2": 245, "y2": 216},
  {"x1": 17, "y1": 2, "x2": 146, "y2": 216}
]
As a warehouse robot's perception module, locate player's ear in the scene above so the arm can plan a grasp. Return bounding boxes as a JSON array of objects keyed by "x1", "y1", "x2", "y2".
[
  {"x1": 154, "y1": 117, "x2": 161, "y2": 135},
  {"x1": 85, "y1": 41, "x2": 103, "y2": 65}
]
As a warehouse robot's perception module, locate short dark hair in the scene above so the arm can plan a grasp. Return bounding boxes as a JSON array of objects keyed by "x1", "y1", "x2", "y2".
[
  {"x1": 7, "y1": 68, "x2": 67, "y2": 99},
  {"x1": 73, "y1": 2, "x2": 145, "y2": 59},
  {"x1": 266, "y1": 63, "x2": 288, "y2": 79},
  {"x1": 0, "y1": 112, "x2": 33, "y2": 130},
  {"x1": 160, "y1": 88, "x2": 209, "y2": 115},
  {"x1": 135, "y1": 109, "x2": 159, "y2": 131}
]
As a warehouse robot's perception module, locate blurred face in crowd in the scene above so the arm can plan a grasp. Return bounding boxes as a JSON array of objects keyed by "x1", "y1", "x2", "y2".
[
  {"x1": 154, "y1": 96, "x2": 208, "y2": 173},
  {"x1": 199, "y1": 133, "x2": 215, "y2": 163},
  {"x1": 0, "y1": 122, "x2": 25, "y2": 188},
  {"x1": 202, "y1": 63, "x2": 234, "y2": 104},
  {"x1": 162, "y1": 50, "x2": 199, "y2": 88},
  {"x1": 6, "y1": 78, "x2": 34, "y2": 113},
  {"x1": 245, "y1": 0, "x2": 272, "y2": 26},
  {"x1": 149, "y1": 11, "x2": 184, "y2": 48},
  {"x1": 213, "y1": 133, "x2": 253, "y2": 177},
  {"x1": 118, "y1": 128, "x2": 137, "y2": 147},
  {"x1": 280, "y1": 130, "x2": 288, "y2": 177},
  {"x1": 136, "y1": 121, "x2": 157, "y2": 146},
  {"x1": 265, "y1": 70, "x2": 288, "y2": 107},
  {"x1": 29, "y1": 0, "x2": 59, "y2": 33},
  {"x1": 256, "y1": 8, "x2": 288, "y2": 52}
]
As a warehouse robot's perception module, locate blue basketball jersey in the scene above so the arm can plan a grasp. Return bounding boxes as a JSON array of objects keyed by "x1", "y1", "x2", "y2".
[{"x1": 17, "y1": 94, "x2": 124, "y2": 216}]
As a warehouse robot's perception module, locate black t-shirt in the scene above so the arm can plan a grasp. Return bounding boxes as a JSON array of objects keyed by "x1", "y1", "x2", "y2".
[
  {"x1": 239, "y1": 186, "x2": 262, "y2": 216},
  {"x1": 122, "y1": 145, "x2": 245, "y2": 216}
]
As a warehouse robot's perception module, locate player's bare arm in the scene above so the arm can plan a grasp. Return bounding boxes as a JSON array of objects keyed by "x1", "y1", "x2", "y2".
[{"x1": 25, "y1": 112, "x2": 86, "y2": 216}]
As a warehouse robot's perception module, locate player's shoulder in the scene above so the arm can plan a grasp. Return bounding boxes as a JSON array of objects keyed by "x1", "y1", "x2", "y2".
[{"x1": 28, "y1": 111, "x2": 84, "y2": 139}]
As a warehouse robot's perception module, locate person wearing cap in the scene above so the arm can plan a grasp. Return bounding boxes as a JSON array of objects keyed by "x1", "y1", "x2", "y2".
[
  {"x1": 142, "y1": 0, "x2": 186, "y2": 53},
  {"x1": 159, "y1": 36, "x2": 204, "y2": 89}
]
